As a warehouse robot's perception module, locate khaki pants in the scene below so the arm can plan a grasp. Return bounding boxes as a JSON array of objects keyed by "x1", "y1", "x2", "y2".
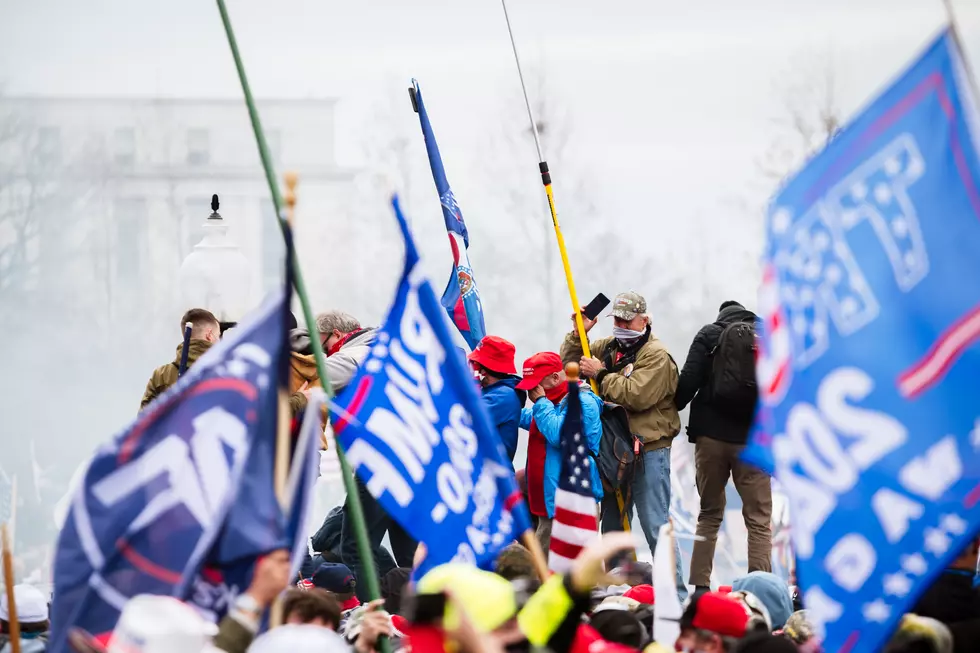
[
  {"x1": 535, "y1": 516, "x2": 553, "y2": 552},
  {"x1": 689, "y1": 437, "x2": 773, "y2": 587}
]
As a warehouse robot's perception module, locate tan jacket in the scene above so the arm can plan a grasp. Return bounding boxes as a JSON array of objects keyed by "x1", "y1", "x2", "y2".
[
  {"x1": 140, "y1": 339, "x2": 213, "y2": 411},
  {"x1": 560, "y1": 329, "x2": 681, "y2": 450}
]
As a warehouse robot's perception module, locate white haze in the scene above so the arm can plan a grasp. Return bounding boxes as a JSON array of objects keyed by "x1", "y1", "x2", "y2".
[{"x1": 0, "y1": 0, "x2": 975, "y2": 580}]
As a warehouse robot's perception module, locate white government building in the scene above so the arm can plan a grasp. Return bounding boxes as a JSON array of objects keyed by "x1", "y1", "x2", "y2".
[{"x1": 0, "y1": 94, "x2": 356, "y2": 325}]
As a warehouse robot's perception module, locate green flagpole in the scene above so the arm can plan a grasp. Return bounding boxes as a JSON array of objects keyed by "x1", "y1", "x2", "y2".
[{"x1": 213, "y1": 0, "x2": 387, "y2": 619}]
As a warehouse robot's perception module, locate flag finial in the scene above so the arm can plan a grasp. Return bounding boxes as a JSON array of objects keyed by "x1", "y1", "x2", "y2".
[
  {"x1": 283, "y1": 171, "x2": 298, "y2": 227},
  {"x1": 565, "y1": 361, "x2": 580, "y2": 381}
]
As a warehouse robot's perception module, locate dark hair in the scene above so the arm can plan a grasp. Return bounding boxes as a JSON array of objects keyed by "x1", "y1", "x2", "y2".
[
  {"x1": 282, "y1": 588, "x2": 341, "y2": 630},
  {"x1": 589, "y1": 610, "x2": 649, "y2": 649},
  {"x1": 381, "y1": 567, "x2": 412, "y2": 616},
  {"x1": 719, "y1": 300, "x2": 743, "y2": 311},
  {"x1": 1, "y1": 619, "x2": 49, "y2": 634},
  {"x1": 494, "y1": 543, "x2": 535, "y2": 581},
  {"x1": 180, "y1": 308, "x2": 219, "y2": 334}
]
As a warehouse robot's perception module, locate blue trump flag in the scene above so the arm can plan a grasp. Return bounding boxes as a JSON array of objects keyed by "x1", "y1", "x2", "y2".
[
  {"x1": 411, "y1": 79, "x2": 487, "y2": 350},
  {"x1": 186, "y1": 218, "x2": 319, "y2": 624},
  {"x1": 49, "y1": 289, "x2": 295, "y2": 649},
  {"x1": 331, "y1": 195, "x2": 531, "y2": 577},
  {"x1": 744, "y1": 29, "x2": 980, "y2": 652}
]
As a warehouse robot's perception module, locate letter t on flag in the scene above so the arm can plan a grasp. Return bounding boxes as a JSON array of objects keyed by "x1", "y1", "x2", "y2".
[{"x1": 409, "y1": 79, "x2": 487, "y2": 350}]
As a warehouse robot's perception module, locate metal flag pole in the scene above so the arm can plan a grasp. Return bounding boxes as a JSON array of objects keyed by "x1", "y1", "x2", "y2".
[
  {"x1": 213, "y1": 0, "x2": 388, "y2": 625},
  {"x1": 500, "y1": 0, "x2": 633, "y2": 538},
  {"x1": 499, "y1": 0, "x2": 596, "y2": 390}
]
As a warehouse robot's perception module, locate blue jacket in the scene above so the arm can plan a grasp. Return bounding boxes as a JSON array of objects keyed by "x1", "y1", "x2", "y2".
[
  {"x1": 482, "y1": 376, "x2": 524, "y2": 462},
  {"x1": 520, "y1": 387, "x2": 604, "y2": 517}
]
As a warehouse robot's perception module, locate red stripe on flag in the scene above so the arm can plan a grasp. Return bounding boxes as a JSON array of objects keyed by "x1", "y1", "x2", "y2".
[
  {"x1": 504, "y1": 490, "x2": 523, "y2": 512},
  {"x1": 897, "y1": 302, "x2": 980, "y2": 398},
  {"x1": 117, "y1": 541, "x2": 183, "y2": 584},
  {"x1": 549, "y1": 535, "x2": 586, "y2": 561},
  {"x1": 333, "y1": 377, "x2": 373, "y2": 435},
  {"x1": 553, "y1": 506, "x2": 598, "y2": 531}
]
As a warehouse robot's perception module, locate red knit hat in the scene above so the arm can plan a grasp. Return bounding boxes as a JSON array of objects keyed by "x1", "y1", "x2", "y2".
[
  {"x1": 468, "y1": 336, "x2": 517, "y2": 376},
  {"x1": 622, "y1": 584, "x2": 655, "y2": 605},
  {"x1": 679, "y1": 591, "x2": 751, "y2": 639}
]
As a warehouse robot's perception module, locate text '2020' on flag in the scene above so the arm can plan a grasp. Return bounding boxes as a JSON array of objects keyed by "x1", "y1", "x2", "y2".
[
  {"x1": 331, "y1": 195, "x2": 530, "y2": 577},
  {"x1": 744, "y1": 29, "x2": 980, "y2": 653},
  {"x1": 49, "y1": 285, "x2": 319, "y2": 650},
  {"x1": 547, "y1": 381, "x2": 598, "y2": 574},
  {"x1": 410, "y1": 79, "x2": 487, "y2": 351}
]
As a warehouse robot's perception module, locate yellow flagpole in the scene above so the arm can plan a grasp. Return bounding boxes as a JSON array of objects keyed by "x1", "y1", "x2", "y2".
[
  {"x1": 499, "y1": 0, "x2": 634, "y2": 539},
  {"x1": 499, "y1": 0, "x2": 596, "y2": 393}
]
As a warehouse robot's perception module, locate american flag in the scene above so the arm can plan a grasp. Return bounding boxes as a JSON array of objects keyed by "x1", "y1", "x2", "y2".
[{"x1": 548, "y1": 382, "x2": 599, "y2": 574}]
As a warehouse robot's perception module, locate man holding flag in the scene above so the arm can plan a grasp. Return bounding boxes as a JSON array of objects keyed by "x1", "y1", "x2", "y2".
[
  {"x1": 409, "y1": 79, "x2": 486, "y2": 350},
  {"x1": 330, "y1": 196, "x2": 531, "y2": 578},
  {"x1": 49, "y1": 217, "x2": 322, "y2": 651}
]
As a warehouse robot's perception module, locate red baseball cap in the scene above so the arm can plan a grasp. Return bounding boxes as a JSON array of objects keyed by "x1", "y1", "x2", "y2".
[
  {"x1": 516, "y1": 352, "x2": 563, "y2": 390},
  {"x1": 468, "y1": 336, "x2": 517, "y2": 376},
  {"x1": 622, "y1": 584, "x2": 654, "y2": 605},
  {"x1": 679, "y1": 591, "x2": 751, "y2": 639}
]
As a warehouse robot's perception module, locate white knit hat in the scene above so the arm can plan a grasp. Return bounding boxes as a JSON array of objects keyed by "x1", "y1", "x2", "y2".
[
  {"x1": 0, "y1": 585, "x2": 49, "y2": 624},
  {"x1": 107, "y1": 595, "x2": 218, "y2": 653}
]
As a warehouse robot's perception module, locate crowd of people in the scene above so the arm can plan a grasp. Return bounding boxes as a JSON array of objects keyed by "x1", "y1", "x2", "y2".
[{"x1": 2, "y1": 292, "x2": 976, "y2": 653}]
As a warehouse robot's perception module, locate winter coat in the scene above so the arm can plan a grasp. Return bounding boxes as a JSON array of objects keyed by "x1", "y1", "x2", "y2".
[
  {"x1": 139, "y1": 339, "x2": 213, "y2": 411},
  {"x1": 913, "y1": 568, "x2": 980, "y2": 625},
  {"x1": 674, "y1": 304, "x2": 758, "y2": 444},
  {"x1": 287, "y1": 350, "x2": 321, "y2": 416},
  {"x1": 560, "y1": 328, "x2": 681, "y2": 451},
  {"x1": 289, "y1": 328, "x2": 378, "y2": 415},
  {"x1": 481, "y1": 376, "x2": 525, "y2": 462},
  {"x1": 519, "y1": 386, "x2": 604, "y2": 517}
]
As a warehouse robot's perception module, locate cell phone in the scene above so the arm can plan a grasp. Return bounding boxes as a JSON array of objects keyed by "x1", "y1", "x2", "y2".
[
  {"x1": 582, "y1": 293, "x2": 611, "y2": 321},
  {"x1": 404, "y1": 592, "x2": 447, "y2": 625}
]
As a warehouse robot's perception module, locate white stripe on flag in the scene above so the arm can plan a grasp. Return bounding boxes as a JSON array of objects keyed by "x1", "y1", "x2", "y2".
[
  {"x1": 548, "y1": 550, "x2": 575, "y2": 575},
  {"x1": 554, "y1": 488, "x2": 597, "y2": 515},
  {"x1": 550, "y1": 521, "x2": 597, "y2": 549}
]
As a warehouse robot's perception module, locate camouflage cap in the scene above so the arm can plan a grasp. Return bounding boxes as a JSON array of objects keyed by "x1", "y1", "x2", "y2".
[{"x1": 610, "y1": 291, "x2": 647, "y2": 320}]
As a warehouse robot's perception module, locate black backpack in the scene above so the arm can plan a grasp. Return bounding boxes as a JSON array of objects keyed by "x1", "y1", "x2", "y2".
[
  {"x1": 710, "y1": 320, "x2": 759, "y2": 418},
  {"x1": 595, "y1": 402, "x2": 641, "y2": 491}
]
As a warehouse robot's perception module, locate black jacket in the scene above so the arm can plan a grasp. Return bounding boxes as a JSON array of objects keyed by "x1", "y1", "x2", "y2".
[
  {"x1": 675, "y1": 304, "x2": 758, "y2": 444},
  {"x1": 913, "y1": 569, "x2": 980, "y2": 625}
]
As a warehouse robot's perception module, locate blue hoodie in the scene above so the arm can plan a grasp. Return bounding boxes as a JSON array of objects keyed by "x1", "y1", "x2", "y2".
[
  {"x1": 732, "y1": 571, "x2": 794, "y2": 630},
  {"x1": 520, "y1": 386, "x2": 604, "y2": 517},
  {"x1": 482, "y1": 376, "x2": 524, "y2": 462}
]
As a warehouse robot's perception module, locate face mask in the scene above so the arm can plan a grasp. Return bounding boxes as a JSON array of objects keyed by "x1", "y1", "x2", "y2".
[
  {"x1": 612, "y1": 325, "x2": 645, "y2": 342},
  {"x1": 544, "y1": 383, "x2": 568, "y2": 402}
]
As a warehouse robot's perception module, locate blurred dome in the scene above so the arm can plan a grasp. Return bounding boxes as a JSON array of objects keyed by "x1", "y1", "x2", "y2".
[{"x1": 178, "y1": 202, "x2": 251, "y2": 322}]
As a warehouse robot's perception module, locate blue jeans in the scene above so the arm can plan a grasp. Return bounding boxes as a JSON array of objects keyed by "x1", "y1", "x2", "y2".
[{"x1": 633, "y1": 447, "x2": 688, "y2": 601}]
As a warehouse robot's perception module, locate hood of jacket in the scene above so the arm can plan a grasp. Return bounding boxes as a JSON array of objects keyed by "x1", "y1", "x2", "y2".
[
  {"x1": 716, "y1": 303, "x2": 757, "y2": 325},
  {"x1": 289, "y1": 327, "x2": 316, "y2": 355},
  {"x1": 731, "y1": 571, "x2": 794, "y2": 630},
  {"x1": 171, "y1": 339, "x2": 213, "y2": 366},
  {"x1": 485, "y1": 375, "x2": 527, "y2": 404}
]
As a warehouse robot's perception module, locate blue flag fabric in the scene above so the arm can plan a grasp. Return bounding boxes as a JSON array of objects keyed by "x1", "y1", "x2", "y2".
[
  {"x1": 411, "y1": 79, "x2": 487, "y2": 350},
  {"x1": 331, "y1": 195, "x2": 531, "y2": 577},
  {"x1": 49, "y1": 290, "x2": 291, "y2": 650},
  {"x1": 743, "y1": 29, "x2": 980, "y2": 652}
]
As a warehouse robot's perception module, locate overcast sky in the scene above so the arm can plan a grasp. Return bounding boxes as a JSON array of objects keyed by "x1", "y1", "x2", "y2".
[{"x1": 0, "y1": 0, "x2": 974, "y2": 310}]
